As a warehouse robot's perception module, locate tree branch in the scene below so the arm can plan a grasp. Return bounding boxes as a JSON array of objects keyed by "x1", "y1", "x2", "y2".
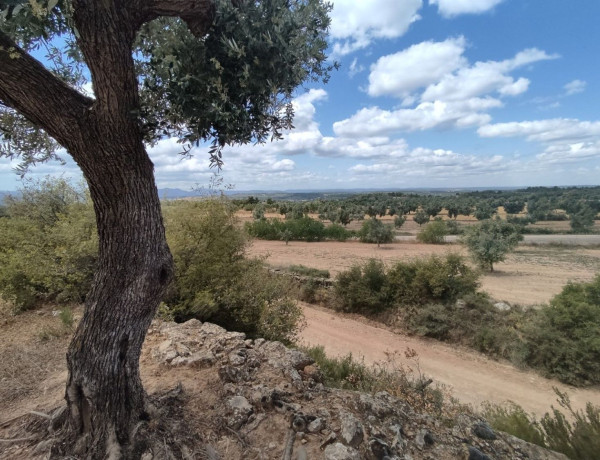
[
  {"x1": 0, "y1": 30, "x2": 93, "y2": 150},
  {"x1": 145, "y1": 0, "x2": 216, "y2": 36}
]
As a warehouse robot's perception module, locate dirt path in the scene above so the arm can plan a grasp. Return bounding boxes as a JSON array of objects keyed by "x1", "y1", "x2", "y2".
[{"x1": 299, "y1": 303, "x2": 600, "y2": 417}]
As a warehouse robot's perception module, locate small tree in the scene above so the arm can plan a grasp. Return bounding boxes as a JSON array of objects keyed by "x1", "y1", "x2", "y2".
[
  {"x1": 417, "y1": 219, "x2": 447, "y2": 244},
  {"x1": 338, "y1": 208, "x2": 352, "y2": 226},
  {"x1": 279, "y1": 229, "x2": 293, "y2": 245},
  {"x1": 252, "y1": 204, "x2": 265, "y2": 220},
  {"x1": 474, "y1": 202, "x2": 497, "y2": 221},
  {"x1": 359, "y1": 218, "x2": 394, "y2": 247},
  {"x1": 423, "y1": 202, "x2": 443, "y2": 218},
  {"x1": 394, "y1": 214, "x2": 406, "y2": 229},
  {"x1": 413, "y1": 210, "x2": 430, "y2": 227},
  {"x1": 461, "y1": 219, "x2": 523, "y2": 271}
]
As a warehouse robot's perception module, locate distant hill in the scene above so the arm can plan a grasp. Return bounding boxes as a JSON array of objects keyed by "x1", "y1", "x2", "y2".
[{"x1": 158, "y1": 188, "x2": 199, "y2": 199}]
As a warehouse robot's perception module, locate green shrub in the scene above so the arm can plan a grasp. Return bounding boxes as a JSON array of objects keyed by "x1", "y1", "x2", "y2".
[
  {"x1": 324, "y1": 223, "x2": 352, "y2": 241},
  {"x1": 483, "y1": 392, "x2": 600, "y2": 460},
  {"x1": 445, "y1": 219, "x2": 461, "y2": 235},
  {"x1": 59, "y1": 306, "x2": 75, "y2": 328},
  {"x1": 391, "y1": 254, "x2": 479, "y2": 305},
  {"x1": 334, "y1": 259, "x2": 391, "y2": 313},
  {"x1": 416, "y1": 219, "x2": 447, "y2": 244},
  {"x1": 482, "y1": 402, "x2": 546, "y2": 446},
  {"x1": 0, "y1": 179, "x2": 97, "y2": 312},
  {"x1": 523, "y1": 275, "x2": 600, "y2": 385},
  {"x1": 246, "y1": 216, "x2": 351, "y2": 242},
  {"x1": 358, "y1": 218, "x2": 394, "y2": 246},
  {"x1": 288, "y1": 265, "x2": 330, "y2": 279},
  {"x1": 334, "y1": 254, "x2": 479, "y2": 314},
  {"x1": 164, "y1": 199, "x2": 302, "y2": 343},
  {"x1": 406, "y1": 303, "x2": 452, "y2": 339}
]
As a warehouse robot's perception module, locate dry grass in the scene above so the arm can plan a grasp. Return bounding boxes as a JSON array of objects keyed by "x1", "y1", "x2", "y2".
[{"x1": 0, "y1": 301, "x2": 73, "y2": 419}]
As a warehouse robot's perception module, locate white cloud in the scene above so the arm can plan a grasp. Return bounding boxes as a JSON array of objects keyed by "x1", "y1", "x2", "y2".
[
  {"x1": 479, "y1": 118, "x2": 600, "y2": 164},
  {"x1": 564, "y1": 79, "x2": 587, "y2": 96},
  {"x1": 537, "y1": 141, "x2": 600, "y2": 164},
  {"x1": 330, "y1": 0, "x2": 422, "y2": 56},
  {"x1": 420, "y1": 48, "x2": 557, "y2": 102},
  {"x1": 348, "y1": 58, "x2": 365, "y2": 78},
  {"x1": 347, "y1": 146, "x2": 512, "y2": 180},
  {"x1": 368, "y1": 37, "x2": 467, "y2": 98},
  {"x1": 478, "y1": 119, "x2": 600, "y2": 143},
  {"x1": 333, "y1": 98, "x2": 499, "y2": 137},
  {"x1": 430, "y1": 0, "x2": 504, "y2": 17},
  {"x1": 345, "y1": 44, "x2": 558, "y2": 136}
]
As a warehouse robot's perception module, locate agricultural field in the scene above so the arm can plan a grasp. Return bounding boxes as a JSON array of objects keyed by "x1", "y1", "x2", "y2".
[{"x1": 248, "y1": 239, "x2": 600, "y2": 306}]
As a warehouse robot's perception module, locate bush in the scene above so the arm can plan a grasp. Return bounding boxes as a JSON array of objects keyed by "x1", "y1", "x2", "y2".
[
  {"x1": 335, "y1": 259, "x2": 390, "y2": 314},
  {"x1": 0, "y1": 179, "x2": 97, "y2": 312},
  {"x1": 288, "y1": 265, "x2": 330, "y2": 279},
  {"x1": 358, "y1": 218, "x2": 394, "y2": 246},
  {"x1": 444, "y1": 219, "x2": 461, "y2": 235},
  {"x1": 334, "y1": 254, "x2": 479, "y2": 314},
  {"x1": 246, "y1": 216, "x2": 351, "y2": 242},
  {"x1": 522, "y1": 275, "x2": 600, "y2": 385},
  {"x1": 163, "y1": 199, "x2": 303, "y2": 343},
  {"x1": 390, "y1": 254, "x2": 479, "y2": 305},
  {"x1": 483, "y1": 392, "x2": 600, "y2": 460},
  {"x1": 416, "y1": 219, "x2": 447, "y2": 244}
]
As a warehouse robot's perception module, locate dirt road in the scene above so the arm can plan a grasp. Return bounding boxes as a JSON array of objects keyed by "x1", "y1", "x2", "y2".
[
  {"x1": 395, "y1": 234, "x2": 600, "y2": 245},
  {"x1": 299, "y1": 303, "x2": 600, "y2": 417}
]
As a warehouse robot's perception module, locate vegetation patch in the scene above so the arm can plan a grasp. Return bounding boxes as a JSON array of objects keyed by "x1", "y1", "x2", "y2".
[
  {"x1": 483, "y1": 391, "x2": 600, "y2": 460},
  {"x1": 246, "y1": 216, "x2": 353, "y2": 242}
]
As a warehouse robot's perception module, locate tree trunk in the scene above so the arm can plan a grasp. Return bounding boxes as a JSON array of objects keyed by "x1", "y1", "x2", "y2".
[{"x1": 63, "y1": 139, "x2": 173, "y2": 458}]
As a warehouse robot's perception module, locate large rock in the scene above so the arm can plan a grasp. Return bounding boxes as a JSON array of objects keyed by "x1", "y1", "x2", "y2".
[
  {"x1": 340, "y1": 412, "x2": 364, "y2": 448},
  {"x1": 323, "y1": 443, "x2": 362, "y2": 460}
]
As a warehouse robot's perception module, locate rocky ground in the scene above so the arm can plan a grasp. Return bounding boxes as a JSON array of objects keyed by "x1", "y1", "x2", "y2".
[{"x1": 1, "y1": 319, "x2": 567, "y2": 459}]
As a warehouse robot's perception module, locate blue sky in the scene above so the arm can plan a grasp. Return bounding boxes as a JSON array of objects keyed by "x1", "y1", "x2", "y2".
[{"x1": 2, "y1": 0, "x2": 600, "y2": 191}]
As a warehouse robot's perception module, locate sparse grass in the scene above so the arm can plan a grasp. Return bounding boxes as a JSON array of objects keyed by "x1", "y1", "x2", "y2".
[
  {"x1": 58, "y1": 306, "x2": 74, "y2": 328},
  {"x1": 288, "y1": 264, "x2": 330, "y2": 279},
  {"x1": 483, "y1": 390, "x2": 600, "y2": 460},
  {"x1": 302, "y1": 345, "x2": 468, "y2": 418}
]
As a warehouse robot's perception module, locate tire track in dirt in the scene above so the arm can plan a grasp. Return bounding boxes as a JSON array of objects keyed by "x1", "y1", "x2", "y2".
[{"x1": 299, "y1": 303, "x2": 600, "y2": 417}]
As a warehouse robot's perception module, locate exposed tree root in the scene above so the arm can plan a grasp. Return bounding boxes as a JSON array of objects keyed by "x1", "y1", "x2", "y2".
[{"x1": 0, "y1": 385, "x2": 216, "y2": 459}]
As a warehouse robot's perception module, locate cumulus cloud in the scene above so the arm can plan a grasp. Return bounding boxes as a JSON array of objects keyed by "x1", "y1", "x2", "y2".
[
  {"x1": 478, "y1": 118, "x2": 600, "y2": 143},
  {"x1": 479, "y1": 118, "x2": 600, "y2": 164},
  {"x1": 333, "y1": 99, "x2": 499, "y2": 137},
  {"x1": 368, "y1": 37, "x2": 467, "y2": 99},
  {"x1": 564, "y1": 79, "x2": 587, "y2": 96},
  {"x1": 347, "y1": 146, "x2": 512, "y2": 181},
  {"x1": 430, "y1": 0, "x2": 504, "y2": 17},
  {"x1": 370, "y1": 43, "x2": 557, "y2": 101},
  {"x1": 330, "y1": 0, "x2": 422, "y2": 56},
  {"x1": 339, "y1": 44, "x2": 558, "y2": 136}
]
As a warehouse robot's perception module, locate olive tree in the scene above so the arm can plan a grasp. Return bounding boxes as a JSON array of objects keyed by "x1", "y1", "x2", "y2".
[
  {"x1": 461, "y1": 219, "x2": 523, "y2": 271},
  {"x1": 0, "y1": 0, "x2": 332, "y2": 457}
]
